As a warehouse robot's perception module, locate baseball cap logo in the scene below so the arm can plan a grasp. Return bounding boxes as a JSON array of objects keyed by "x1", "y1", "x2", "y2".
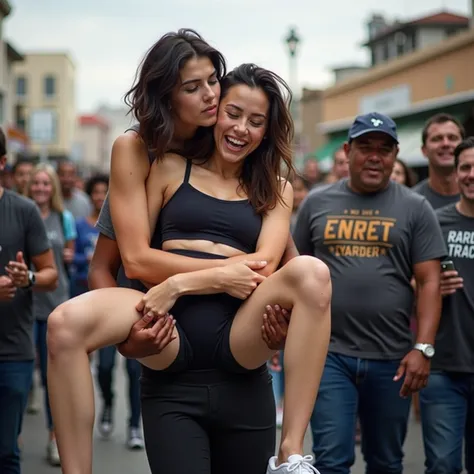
[{"x1": 371, "y1": 118, "x2": 383, "y2": 127}]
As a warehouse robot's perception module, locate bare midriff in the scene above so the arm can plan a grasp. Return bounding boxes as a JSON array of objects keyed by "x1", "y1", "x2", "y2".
[{"x1": 162, "y1": 239, "x2": 245, "y2": 258}]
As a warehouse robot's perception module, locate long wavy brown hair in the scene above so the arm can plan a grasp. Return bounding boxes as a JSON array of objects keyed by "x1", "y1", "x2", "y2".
[
  {"x1": 187, "y1": 64, "x2": 295, "y2": 214},
  {"x1": 124, "y1": 29, "x2": 226, "y2": 157}
]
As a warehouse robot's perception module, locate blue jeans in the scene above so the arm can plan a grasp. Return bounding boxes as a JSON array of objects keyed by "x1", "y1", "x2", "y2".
[
  {"x1": 420, "y1": 371, "x2": 474, "y2": 474},
  {"x1": 34, "y1": 320, "x2": 53, "y2": 431},
  {"x1": 310, "y1": 352, "x2": 411, "y2": 474},
  {"x1": 269, "y1": 351, "x2": 285, "y2": 407},
  {"x1": 0, "y1": 360, "x2": 34, "y2": 474},
  {"x1": 97, "y1": 346, "x2": 141, "y2": 428}
]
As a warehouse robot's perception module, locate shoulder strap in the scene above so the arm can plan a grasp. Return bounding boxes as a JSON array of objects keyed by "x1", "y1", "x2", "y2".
[
  {"x1": 59, "y1": 211, "x2": 71, "y2": 276},
  {"x1": 184, "y1": 159, "x2": 192, "y2": 183}
]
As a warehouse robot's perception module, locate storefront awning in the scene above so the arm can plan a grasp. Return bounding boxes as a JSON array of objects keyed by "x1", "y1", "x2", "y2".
[
  {"x1": 6, "y1": 126, "x2": 29, "y2": 154},
  {"x1": 396, "y1": 124, "x2": 425, "y2": 167}
]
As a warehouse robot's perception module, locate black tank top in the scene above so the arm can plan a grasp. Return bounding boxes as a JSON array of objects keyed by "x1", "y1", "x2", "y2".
[{"x1": 154, "y1": 159, "x2": 262, "y2": 253}]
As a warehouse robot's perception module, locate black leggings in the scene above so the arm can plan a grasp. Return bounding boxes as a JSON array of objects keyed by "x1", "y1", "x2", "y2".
[{"x1": 141, "y1": 367, "x2": 276, "y2": 474}]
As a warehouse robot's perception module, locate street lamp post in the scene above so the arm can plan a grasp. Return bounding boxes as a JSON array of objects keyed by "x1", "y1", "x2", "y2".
[
  {"x1": 285, "y1": 27, "x2": 301, "y2": 165},
  {"x1": 470, "y1": 0, "x2": 474, "y2": 28},
  {"x1": 285, "y1": 27, "x2": 300, "y2": 104}
]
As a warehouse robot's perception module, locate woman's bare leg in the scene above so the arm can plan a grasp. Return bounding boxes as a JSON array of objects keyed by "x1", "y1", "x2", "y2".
[
  {"x1": 47, "y1": 288, "x2": 180, "y2": 474},
  {"x1": 230, "y1": 255, "x2": 331, "y2": 463}
]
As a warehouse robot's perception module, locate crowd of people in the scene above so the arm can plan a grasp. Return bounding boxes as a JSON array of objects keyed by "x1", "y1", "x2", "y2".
[
  {"x1": 0, "y1": 156, "x2": 145, "y2": 467},
  {"x1": 0, "y1": 28, "x2": 473, "y2": 474}
]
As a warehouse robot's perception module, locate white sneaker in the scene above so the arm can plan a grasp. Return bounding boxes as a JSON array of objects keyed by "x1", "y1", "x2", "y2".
[
  {"x1": 98, "y1": 405, "x2": 113, "y2": 438},
  {"x1": 127, "y1": 427, "x2": 144, "y2": 450},
  {"x1": 267, "y1": 454, "x2": 320, "y2": 473},
  {"x1": 26, "y1": 384, "x2": 40, "y2": 414},
  {"x1": 47, "y1": 439, "x2": 61, "y2": 466}
]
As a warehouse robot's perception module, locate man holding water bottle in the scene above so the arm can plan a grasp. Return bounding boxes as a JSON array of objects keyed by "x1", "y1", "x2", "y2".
[{"x1": 419, "y1": 137, "x2": 474, "y2": 474}]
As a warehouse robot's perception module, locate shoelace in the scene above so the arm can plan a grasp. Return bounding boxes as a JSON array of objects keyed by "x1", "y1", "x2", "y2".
[
  {"x1": 102, "y1": 407, "x2": 112, "y2": 423},
  {"x1": 287, "y1": 455, "x2": 321, "y2": 473}
]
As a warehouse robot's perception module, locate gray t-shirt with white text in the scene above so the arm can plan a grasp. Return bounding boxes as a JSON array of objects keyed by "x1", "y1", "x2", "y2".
[
  {"x1": 433, "y1": 204, "x2": 474, "y2": 373},
  {"x1": 294, "y1": 179, "x2": 446, "y2": 360}
]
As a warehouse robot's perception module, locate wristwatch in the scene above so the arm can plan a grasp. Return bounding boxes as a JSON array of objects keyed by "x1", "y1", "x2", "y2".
[
  {"x1": 414, "y1": 343, "x2": 435, "y2": 359},
  {"x1": 26, "y1": 270, "x2": 36, "y2": 288}
]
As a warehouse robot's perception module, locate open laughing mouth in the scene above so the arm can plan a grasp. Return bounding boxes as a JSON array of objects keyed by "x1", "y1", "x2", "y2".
[{"x1": 225, "y1": 136, "x2": 247, "y2": 151}]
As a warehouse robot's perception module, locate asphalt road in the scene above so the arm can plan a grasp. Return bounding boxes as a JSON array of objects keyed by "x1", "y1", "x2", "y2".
[{"x1": 21, "y1": 358, "x2": 430, "y2": 474}]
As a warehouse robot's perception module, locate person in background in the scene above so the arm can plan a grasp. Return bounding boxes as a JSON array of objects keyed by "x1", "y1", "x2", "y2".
[
  {"x1": 12, "y1": 159, "x2": 43, "y2": 418},
  {"x1": 412, "y1": 113, "x2": 464, "y2": 209},
  {"x1": 324, "y1": 147, "x2": 349, "y2": 184},
  {"x1": 73, "y1": 173, "x2": 146, "y2": 450},
  {"x1": 71, "y1": 174, "x2": 109, "y2": 298},
  {"x1": 302, "y1": 157, "x2": 321, "y2": 186},
  {"x1": 13, "y1": 157, "x2": 43, "y2": 419},
  {"x1": 11, "y1": 158, "x2": 34, "y2": 195},
  {"x1": 411, "y1": 114, "x2": 464, "y2": 428},
  {"x1": 291, "y1": 174, "x2": 312, "y2": 231},
  {"x1": 294, "y1": 112, "x2": 446, "y2": 473},
  {"x1": 0, "y1": 127, "x2": 58, "y2": 474},
  {"x1": 420, "y1": 137, "x2": 474, "y2": 474},
  {"x1": 26, "y1": 164, "x2": 76, "y2": 466},
  {"x1": 0, "y1": 163, "x2": 14, "y2": 190},
  {"x1": 391, "y1": 158, "x2": 417, "y2": 188},
  {"x1": 57, "y1": 160, "x2": 92, "y2": 219},
  {"x1": 75, "y1": 176, "x2": 85, "y2": 192}
]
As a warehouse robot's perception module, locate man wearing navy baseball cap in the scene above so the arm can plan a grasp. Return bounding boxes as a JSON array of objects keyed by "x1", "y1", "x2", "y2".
[
  {"x1": 348, "y1": 112, "x2": 399, "y2": 143},
  {"x1": 293, "y1": 112, "x2": 446, "y2": 473}
]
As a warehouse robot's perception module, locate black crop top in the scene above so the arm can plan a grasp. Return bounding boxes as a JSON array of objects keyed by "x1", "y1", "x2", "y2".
[{"x1": 155, "y1": 159, "x2": 262, "y2": 254}]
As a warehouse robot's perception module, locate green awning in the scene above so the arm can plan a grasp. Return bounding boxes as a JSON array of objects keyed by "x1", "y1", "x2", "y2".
[
  {"x1": 396, "y1": 123, "x2": 425, "y2": 167},
  {"x1": 307, "y1": 135, "x2": 347, "y2": 171}
]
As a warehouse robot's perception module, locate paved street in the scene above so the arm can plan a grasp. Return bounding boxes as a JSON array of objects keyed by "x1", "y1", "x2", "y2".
[{"x1": 22, "y1": 358, "x2": 427, "y2": 474}]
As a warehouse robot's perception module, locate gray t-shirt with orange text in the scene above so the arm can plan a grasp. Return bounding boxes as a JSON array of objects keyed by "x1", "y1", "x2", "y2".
[{"x1": 293, "y1": 179, "x2": 446, "y2": 360}]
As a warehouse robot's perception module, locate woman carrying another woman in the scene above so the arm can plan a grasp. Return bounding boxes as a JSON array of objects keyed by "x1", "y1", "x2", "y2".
[{"x1": 47, "y1": 30, "x2": 331, "y2": 474}]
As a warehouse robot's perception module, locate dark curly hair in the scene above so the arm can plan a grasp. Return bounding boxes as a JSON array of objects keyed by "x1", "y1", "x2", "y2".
[
  {"x1": 124, "y1": 29, "x2": 226, "y2": 158},
  {"x1": 85, "y1": 174, "x2": 109, "y2": 196},
  {"x1": 394, "y1": 158, "x2": 417, "y2": 188},
  {"x1": 454, "y1": 136, "x2": 474, "y2": 168}
]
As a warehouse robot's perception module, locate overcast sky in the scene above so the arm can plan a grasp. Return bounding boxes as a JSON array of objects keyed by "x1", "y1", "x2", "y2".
[{"x1": 4, "y1": 0, "x2": 470, "y2": 112}]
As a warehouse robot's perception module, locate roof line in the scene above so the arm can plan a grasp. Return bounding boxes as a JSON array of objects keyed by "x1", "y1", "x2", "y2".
[
  {"x1": 323, "y1": 28, "x2": 474, "y2": 97},
  {"x1": 319, "y1": 89, "x2": 474, "y2": 133}
]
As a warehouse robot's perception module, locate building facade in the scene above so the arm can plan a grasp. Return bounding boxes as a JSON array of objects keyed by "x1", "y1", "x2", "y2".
[
  {"x1": 364, "y1": 12, "x2": 469, "y2": 67},
  {"x1": 74, "y1": 114, "x2": 110, "y2": 173},
  {"x1": 304, "y1": 10, "x2": 474, "y2": 172},
  {"x1": 12, "y1": 52, "x2": 76, "y2": 162},
  {"x1": 0, "y1": 0, "x2": 12, "y2": 129},
  {"x1": 0, "y1": 0, "x2": 28, "y2": 158},
  {"x1": 319, "y1": 27, "x2": 474, "y2": 170}
]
